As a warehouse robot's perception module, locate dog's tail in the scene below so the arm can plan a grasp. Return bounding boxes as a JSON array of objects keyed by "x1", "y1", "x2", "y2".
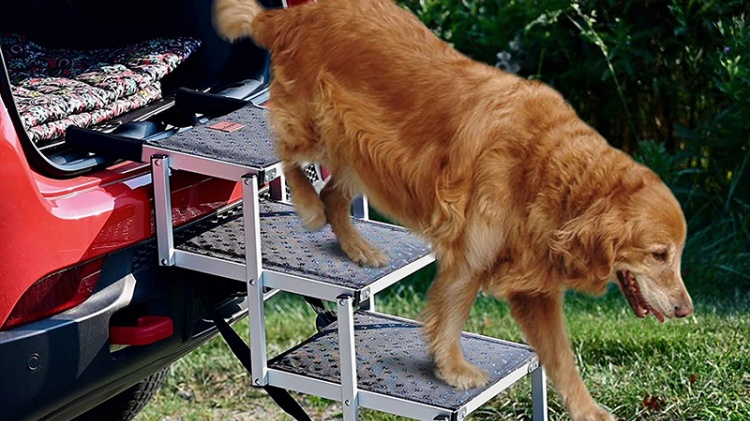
[{"x1": 213, "y1": 0, "x2": 278, "y2": 48}]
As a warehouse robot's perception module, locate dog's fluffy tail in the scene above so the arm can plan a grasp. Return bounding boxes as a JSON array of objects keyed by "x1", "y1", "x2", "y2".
[{"x1": 213, "y1": 0, "x2": 276, "y2": 47}]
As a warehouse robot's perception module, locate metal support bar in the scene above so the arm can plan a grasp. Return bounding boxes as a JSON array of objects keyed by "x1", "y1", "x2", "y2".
[
  {"x1": 142, "y1": 144, "x2": 270, "y2": 182},
  {"x1": 269, "y1": 367, "x2": 453, "y2": 420},
  {"x1": 269, "y1": 172, "x2": 288, "y2": 202},
  {"x1": 243, "y1": 174, "x2": 267, "y2": 387},
  {"x1": 264, "y1": 271, "x2": 356, "y2": 301},
  {"x1": 531, "y1": 365, "x2": 548, "y2": 421},
  {"x1": 174, "y1": 250, "x2": 246, "y2": 281},
  {"x1": 151, "y1": 155, "x2": 175, "y2": 266},
  {"x1": 352, "y1": 195, "x2": 369, "y2": 220},
  {"x1": 337, "y1": 295, "x2": 359, "y2": 421},
  {"x1": 458, "y1": 360, "x2": 536, "y2": 416}
]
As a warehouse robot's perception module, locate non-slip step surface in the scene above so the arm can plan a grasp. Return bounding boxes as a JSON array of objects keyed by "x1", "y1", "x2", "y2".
[
  {"x1": 174, "y1": 201, "x2": 431, "y2": 290},
  {"x1": 148, "y1": 105, "x2": 279, "y2": 169},
  {"x1": 268, "y1": 312, "x2": 537, "y2": 411}
]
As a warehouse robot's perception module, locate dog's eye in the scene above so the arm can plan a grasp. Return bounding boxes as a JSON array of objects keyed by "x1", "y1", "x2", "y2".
[{"x1": 652, "y1": 250, "x2": 668, "y2": 262}]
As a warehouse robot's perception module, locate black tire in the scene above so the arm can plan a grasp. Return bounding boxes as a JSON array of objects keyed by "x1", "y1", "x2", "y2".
[{"x1": 74, "y1": 366, "x2": 170, "y2": 421}]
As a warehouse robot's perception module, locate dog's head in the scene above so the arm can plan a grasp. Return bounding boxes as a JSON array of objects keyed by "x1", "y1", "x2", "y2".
[
  {"x1": 550, "y1": 166, "x2": 693, "y2": 322},
  {"x1": 612, "y1": 173, "x2": 693, "y2": 322}
]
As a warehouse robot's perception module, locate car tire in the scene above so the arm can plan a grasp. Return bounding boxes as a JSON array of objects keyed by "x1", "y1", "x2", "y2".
[{"x1": 74, "y1": 366, "x2": 170, "y2": 421}]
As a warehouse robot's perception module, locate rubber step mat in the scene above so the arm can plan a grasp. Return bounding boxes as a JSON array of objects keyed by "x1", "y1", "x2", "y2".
[
  {"x1": 269, "y1": 311, "x2": 537, "y2": 413},
  {"x1": 174, "y1": 201, "x2": 432, "y2": 290},
  {"x1": 146, "y1": 105, "x2": 279, "y2": 169}
]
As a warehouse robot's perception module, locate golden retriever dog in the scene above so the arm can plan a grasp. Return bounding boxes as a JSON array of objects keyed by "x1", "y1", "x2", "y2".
[{"x1": 213, "y1": 0, "x2": 694, "y2": 419}]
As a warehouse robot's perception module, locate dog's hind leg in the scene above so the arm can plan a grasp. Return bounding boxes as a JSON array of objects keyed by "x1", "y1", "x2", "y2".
[
  {"x1": 320, "y1": 177, "x2": 389, "y2": 267},
  {"x1": 508, "y1": 293, "x2": 614, "y2": 421},
  {"x1": 423, "y1": 263, "x2": 489, "y2": 390}
]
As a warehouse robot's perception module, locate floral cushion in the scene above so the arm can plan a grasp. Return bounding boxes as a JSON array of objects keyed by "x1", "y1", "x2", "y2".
[{"x1": 1, "y1": 34, "x2": 201, "y2": 143}]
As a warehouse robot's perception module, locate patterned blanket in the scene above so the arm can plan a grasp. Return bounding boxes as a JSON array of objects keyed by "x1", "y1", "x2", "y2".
[{"x1": 1, "y1": 34, "x2": 201, "y2": 143}]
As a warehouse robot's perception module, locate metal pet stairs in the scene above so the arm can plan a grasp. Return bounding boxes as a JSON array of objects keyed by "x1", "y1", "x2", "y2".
[{"x1": 78, "y1": 95, "x2": 549, "y2": 420}]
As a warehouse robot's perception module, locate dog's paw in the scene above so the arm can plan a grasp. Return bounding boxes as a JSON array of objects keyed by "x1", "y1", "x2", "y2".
[
  {"x1": 296, "y1": 200, "x2": 327, "y2": 231},
  {"x1": 342, "y1": 240, "x2": 389, "y2": 268},
  {"x1": 571, "y1": 405, "x2": 615, "y2": 421},
  {"x1": 435, "y1": 362, "x2": 489, "y2": 390}
]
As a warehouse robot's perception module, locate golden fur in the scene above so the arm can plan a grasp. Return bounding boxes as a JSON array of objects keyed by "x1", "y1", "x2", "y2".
[{"x1": 213, "y1": 0, "x2": 694, "y2": 419}]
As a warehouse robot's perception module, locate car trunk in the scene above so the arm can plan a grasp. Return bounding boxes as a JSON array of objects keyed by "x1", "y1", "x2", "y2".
[{"x1": 0, "y1": 0, "x2": 278, "y2": 178}]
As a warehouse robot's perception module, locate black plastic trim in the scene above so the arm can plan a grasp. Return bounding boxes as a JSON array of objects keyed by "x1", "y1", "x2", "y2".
[
  {"x1": 175, "y1": 87, "x2": 251, "y2": 117},
  {"x1": 65, "y1": 126, "x2": 146, "y2": 162}
]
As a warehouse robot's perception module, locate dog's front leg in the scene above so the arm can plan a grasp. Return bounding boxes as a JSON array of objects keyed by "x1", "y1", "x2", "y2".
[
  {"x1": 319, "y1": 178, "x2": 389, "y2": 267},
  {"x1": 508, "y1": 293, "x2": 614, "y2": 421},
  {"x1": 423, "y1": 264, "x2": 488, "y2": 390}
]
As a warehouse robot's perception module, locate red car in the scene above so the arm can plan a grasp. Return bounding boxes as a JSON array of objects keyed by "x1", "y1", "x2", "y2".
[{"x1": 0, "y1": 1, "x2": 281, "y2": 419}]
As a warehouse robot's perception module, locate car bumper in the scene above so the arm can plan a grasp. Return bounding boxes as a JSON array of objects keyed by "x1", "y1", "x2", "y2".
[{"x1": 0, "y1": 241, "x2": 248, "y2": 421}]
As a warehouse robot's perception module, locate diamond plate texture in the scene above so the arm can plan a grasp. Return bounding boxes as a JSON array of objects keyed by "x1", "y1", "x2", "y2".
[
  {"x1": 174, "y1": 201, "x2": 431, "y2": 289},
  {"x1": 268, "y1": 312, "x2": 536, "y2": 410},
  {"x1": 148, "y1": 105, "x2": 279, "y2": 168}
]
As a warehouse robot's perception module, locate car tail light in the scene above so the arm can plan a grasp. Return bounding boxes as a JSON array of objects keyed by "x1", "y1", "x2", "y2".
[{"x1": 2, "y1": 259, "x2": 104, "y2": 330}]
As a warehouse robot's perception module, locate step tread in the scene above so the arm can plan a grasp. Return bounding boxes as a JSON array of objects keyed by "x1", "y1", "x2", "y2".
[
  {"x1": 174, "y1": 201, "x2": 432, "y2": 290},
  {"x1": 268, "y1": 311, "x2": 536, "y2": 411},
  {"x1": 147, "y1": 105, "x2": 279, "y2": 169}
]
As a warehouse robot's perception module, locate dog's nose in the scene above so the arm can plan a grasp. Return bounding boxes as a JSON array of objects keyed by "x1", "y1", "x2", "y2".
[{"x1": 674, "y1": 302, "x2": 693, "y2": 318}]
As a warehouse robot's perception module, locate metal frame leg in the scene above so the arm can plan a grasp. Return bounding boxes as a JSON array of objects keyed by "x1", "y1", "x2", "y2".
[
  {"x1": 352, "y1": 195, "x2": 369, "y2": 220},
  {"x1": 531, "y1": 365, "x2": 548, "y2": 421},
  {"x1": 269, "y1": 173, "x2": 288, "y2": 202},
  {"x1": 337, "y1": 295, "x2": 359, "y2": 421},
  {"x1": 243, "y1": 175, "x2": 267, "y2": 386},
  {"x1": 151, "y1": 155, "x2": 175, "y2": 266}
]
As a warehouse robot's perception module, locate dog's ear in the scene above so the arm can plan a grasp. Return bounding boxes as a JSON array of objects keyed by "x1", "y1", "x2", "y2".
[{"x1": 549, "y1": 200, "x2": 617, "y2": 286}]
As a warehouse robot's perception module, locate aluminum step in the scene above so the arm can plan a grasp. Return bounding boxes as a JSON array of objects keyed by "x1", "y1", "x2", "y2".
[
  {"x1": 143, "y1": 105, "x2": 281, "y2": 181},
  {"x1": 267, "y1": 311, "x2": 540, "y2": 421},
  {"x1": 173, "y1": 201, "x2": 434, "y2": 301}
]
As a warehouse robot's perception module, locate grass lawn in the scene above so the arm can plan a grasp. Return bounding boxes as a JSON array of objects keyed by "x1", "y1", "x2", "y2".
[{"x1": 136, "y1": 264, "x2": 750, "y2": 421}]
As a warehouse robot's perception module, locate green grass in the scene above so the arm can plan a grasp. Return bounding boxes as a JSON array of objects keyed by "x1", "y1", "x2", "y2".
[{"x1": 136, "y1": 264, "x2": 750, "y2": 421}]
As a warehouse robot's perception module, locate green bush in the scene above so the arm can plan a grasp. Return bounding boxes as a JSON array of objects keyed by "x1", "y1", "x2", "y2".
[{"x1": 401, "y1": 0, "x2": 750, "y2": 293}]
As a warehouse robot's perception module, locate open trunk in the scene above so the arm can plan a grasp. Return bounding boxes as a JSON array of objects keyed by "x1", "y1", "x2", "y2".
[{"x1": 0, "y1": 0, "x2": 278, "y2": 178}]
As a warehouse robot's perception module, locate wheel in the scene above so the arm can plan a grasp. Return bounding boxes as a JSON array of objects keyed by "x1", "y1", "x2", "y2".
[{"x1": 74, "y1": 366, "x2": 170, "y2": 421}]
